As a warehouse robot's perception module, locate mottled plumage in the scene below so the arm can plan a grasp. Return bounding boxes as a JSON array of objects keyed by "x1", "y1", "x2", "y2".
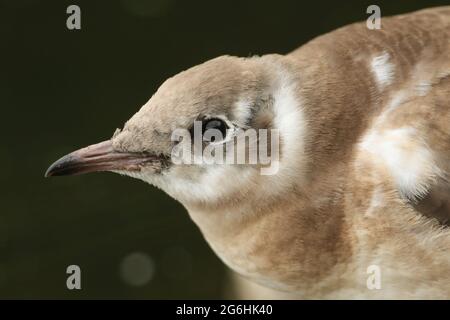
[{"x1": 47, "y1": 7, "x2": 450, "y2": 298}]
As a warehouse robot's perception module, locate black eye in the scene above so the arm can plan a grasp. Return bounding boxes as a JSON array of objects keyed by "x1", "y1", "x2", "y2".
[{"x1": 202, "y1": 118, "x2": 228, "y2": 142}]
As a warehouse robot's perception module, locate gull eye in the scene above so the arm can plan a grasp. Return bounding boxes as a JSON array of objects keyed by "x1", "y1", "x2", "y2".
[{"x1": 202, "y1": 118, "x2": 228, "y2": 142}]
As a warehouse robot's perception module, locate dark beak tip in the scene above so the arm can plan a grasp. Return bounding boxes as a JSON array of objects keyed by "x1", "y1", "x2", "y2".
[
  {"x1": 44, "y1": 166, "x2": 54, "y2": 178},
  {"x1": 44, "y1": 153, "x2": 77, "y2": 178},
  {"x1": 44, "y1": 160, "x2": 62, "y2": 178}
]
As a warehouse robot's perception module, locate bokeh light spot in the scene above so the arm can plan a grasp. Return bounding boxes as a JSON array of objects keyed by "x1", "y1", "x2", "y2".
[{"x1": 119, "y1": 252, "x2": 155, "y2": 287}]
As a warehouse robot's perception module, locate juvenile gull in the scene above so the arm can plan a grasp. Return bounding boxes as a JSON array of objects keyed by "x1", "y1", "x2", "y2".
[{"x1": 46, "y1": 7, "x2": 450, "y2": 298}]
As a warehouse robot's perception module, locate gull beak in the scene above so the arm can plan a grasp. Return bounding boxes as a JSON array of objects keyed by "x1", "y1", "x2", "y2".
[{"x1": 45, "y1": 140, "x2": 160, "y2": 177}]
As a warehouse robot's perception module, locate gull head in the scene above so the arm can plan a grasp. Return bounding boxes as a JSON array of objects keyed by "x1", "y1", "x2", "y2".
[{"x1": 46, "y1": 55, "x2": 303, "y2": 206}]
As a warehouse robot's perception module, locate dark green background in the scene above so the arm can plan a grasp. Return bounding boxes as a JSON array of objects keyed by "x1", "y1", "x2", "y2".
[{"x1": 0, "y1": 0, "x2": 447, "y2": 299}]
